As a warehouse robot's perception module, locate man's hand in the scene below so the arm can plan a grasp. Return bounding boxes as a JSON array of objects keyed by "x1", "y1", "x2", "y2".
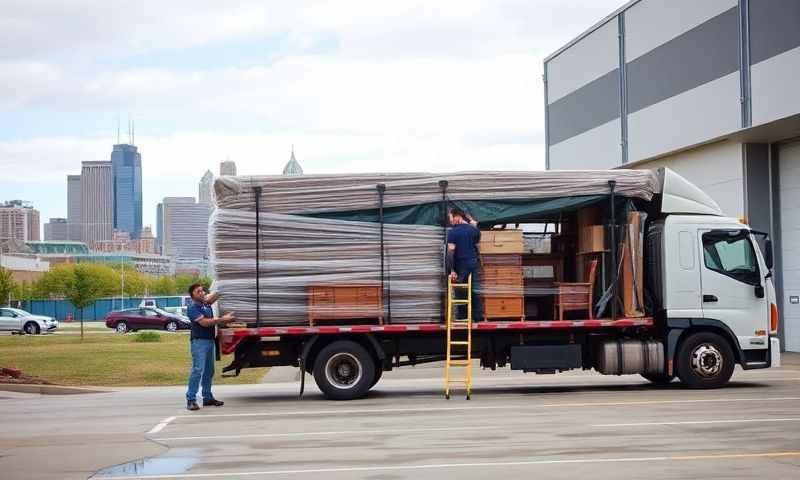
[
  {"x1": 466, "y1": 214, "x2": 478, "y2": 226},
  {"x1": 220, "y1": 312, "x2": 236, "y2": 324},
  {"x1": 204, "y1": 292, "x2": 220, "y2": 305},
  {"x1": 449, "y1": 271, "x2": 458, "y2": 281}
]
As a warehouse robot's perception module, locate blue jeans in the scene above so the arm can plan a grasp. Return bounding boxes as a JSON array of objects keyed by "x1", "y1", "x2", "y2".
[
  {"x1": 455, "y1": 257, "x2": 483, "y2": 321},
  {"x1": 186, "y1": 338, "x2": 215, "y2": 402}
]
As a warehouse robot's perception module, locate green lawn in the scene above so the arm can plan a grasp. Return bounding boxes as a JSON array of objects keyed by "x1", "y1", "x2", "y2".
[{"x1": 0, "y1": 333, "x2": 268, "y2": 386}]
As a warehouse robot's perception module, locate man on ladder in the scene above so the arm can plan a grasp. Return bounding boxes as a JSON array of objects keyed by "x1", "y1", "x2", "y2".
[
  {"x1": 444, "y1": 207, "x2": 481, "y2": 400},
  {"x1": 446, "y1": 207, "x2": 482, "y2": 321}
]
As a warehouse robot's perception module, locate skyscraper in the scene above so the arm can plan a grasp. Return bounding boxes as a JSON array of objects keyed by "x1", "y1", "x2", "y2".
[
  {"x1": 199, "y1": 170, "x2": 214, "y2": 205},
  {"x1": 66, "y1": 174, "x2": 82, "y2": 241},
  {"x1": 0, "y1": 200, "x2": 40, "y2": 241},
  {"x1": 156, "y1": 202, "x2": 163, "y2": 255},
  {"x1": 220, "y1": 159, "x2": 237, "y2": 176},
  {"x1": 44, "y1": 218, "x2": 69, "y2": 241},
  {"x1": 282, "y1": 147, "x2": 303, "y2": 176},
  {"x1": 111, "y1": 143, "x2": 143, "y2": 238},
  {"x1": 81, "y1": 161, "x2": 113, "y2": 245},
  {"x1": 162, "y1": 197, "x2": 211, "y2": 272}
]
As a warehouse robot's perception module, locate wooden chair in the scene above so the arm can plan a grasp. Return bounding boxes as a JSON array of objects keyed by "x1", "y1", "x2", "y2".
[{"x1": 553, "y1": 259, "x2": 598, "y2": 321}]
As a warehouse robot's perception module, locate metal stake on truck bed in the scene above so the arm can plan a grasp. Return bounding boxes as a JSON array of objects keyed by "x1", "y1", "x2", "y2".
[{"x1": 445, "y1": 274, "x2": 473, "y2": 400}]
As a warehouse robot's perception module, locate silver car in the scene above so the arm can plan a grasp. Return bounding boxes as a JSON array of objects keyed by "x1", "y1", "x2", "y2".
[{"x1": 0, "y1": 307, "x2": 59, "y2": 334}]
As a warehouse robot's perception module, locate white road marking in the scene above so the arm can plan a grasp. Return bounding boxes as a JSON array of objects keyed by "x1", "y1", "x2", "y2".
[
  {"x1": 146, "y1": 416, "x2": 176, "y2": 435},
  {"x1": 593, "y1": 417, "x2": 800, "y2": 427},
  {"x1": 88, "y1": 451, "x2": 800, "y2": 479},
  {"x1": 173, "y1": 396, "x2": 800, "y2": 419},
  {"x1": 154, "y1": 425, "x2": 496, "y2": 442}
]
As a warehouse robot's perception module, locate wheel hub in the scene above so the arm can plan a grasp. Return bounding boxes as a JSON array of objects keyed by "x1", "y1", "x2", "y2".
[
  {"x1": 325, "y1": 353, "x2": 362, "y2": 389},
  {"x1": 691, "y1": 344, "x2": 723, "y2": 378}
]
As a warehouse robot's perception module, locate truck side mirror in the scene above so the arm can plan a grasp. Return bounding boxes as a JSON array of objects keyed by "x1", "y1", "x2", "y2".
[
  {"x1": 764, "y1": 239, "x2": 774, "y2": 270},
  {"x1": 755, "y1": 285, "x2": 765, "y2": 298}
]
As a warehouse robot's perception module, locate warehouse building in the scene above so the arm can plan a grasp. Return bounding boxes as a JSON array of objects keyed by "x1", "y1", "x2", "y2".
[{"x1": 544, "y1": 0, "x2": 800, "y2": 351}]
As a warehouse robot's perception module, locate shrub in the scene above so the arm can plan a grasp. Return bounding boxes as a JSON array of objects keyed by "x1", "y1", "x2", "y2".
[{"x1": 134, "y1": 332, "x2": 162, "y2": 343}]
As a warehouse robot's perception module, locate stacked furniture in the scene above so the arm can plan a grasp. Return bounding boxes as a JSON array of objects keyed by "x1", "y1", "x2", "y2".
[{"x1": 480, "y1": 230, "x2": 525, "y2": 321}]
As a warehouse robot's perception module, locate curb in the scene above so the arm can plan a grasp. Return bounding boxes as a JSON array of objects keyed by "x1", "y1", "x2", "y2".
[{"x1": 0, "y1": 384, "x2": 111, "y2": 395}]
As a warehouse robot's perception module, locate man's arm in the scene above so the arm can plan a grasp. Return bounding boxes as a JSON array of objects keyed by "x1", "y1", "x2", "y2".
[
  {"x1": 204, "y1": 292, "x2": 220, "y2": 305},
  {"x1": 446, "y1": 243, "x2": 456, "y2": 279},
  {"x1": 195, "y1": 312, "x2": 235, "y2": 328}
]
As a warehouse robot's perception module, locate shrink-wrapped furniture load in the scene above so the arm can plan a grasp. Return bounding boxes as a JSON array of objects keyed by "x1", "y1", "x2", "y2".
[{"x1": 210, "y1": 170, "x2": 660, "y2": 326}]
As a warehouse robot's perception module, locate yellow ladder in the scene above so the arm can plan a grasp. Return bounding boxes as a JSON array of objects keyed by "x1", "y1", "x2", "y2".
[{"x1": 445, "y1": 274, "x2": 473, "y2": 400}]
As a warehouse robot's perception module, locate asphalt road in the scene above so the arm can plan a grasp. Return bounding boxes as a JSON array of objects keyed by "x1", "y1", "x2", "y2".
[{"x1": 2, "y1": 356, "x2": 800, "y2": 479}]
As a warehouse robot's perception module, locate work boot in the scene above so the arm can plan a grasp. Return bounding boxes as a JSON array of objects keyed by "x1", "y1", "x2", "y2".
[
  {"x1": 186, "y1": 400, "x2": 200, "y2": 411},
  {"x1": 203, "y1": 398, "x2": 224, "y2": 407}
]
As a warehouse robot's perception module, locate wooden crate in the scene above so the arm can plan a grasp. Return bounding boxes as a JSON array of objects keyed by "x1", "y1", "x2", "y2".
[
  {"x1": 308, "y1": 284, "x2": 383, "y2": 326},
  {"x1": 479, "y1": 230, "x2": 524, "y2": 254},
  {"x1": 483, "y1": 297, "x2": 524, "y2": 319}
]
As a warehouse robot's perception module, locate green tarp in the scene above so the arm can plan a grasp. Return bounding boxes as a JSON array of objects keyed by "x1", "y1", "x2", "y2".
[{"x1": 303, "y1": 195, "x2": 606, "y2": 226}]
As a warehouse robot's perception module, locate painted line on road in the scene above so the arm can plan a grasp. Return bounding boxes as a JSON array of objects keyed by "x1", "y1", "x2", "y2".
[
  {"x1": 147, "y1": 416, "x2": 176, "y2": 435},
  {"x1": 90, "y1": 451, "x2": 800, "y2": 479},
  {"x1": 593, "y1": 417, "x2": 800, "y2": 427},
  {"x1": 154, "y1": 425, "x2": 497, "y2": 442},
  {"x1": 172, "y1": 396, "x2": 800, "y2": 420}
]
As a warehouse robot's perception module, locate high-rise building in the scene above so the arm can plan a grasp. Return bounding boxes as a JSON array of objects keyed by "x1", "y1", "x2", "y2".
[
  {"x1": 111, "y1": 143, "x2": 143, "y2": 238},
  {"x1": 199, "y1": 170, "x2": 214, "y2": 205},
  {"x1": 81, "y1": 161, "x2": 113, "y2": 245},
  {"x1": 156, "y1": 203, "x2": 163, "y2": 255},
  {"x1": 66, "y1": 174, "x2": 82, "y2": 241},
  {"x1": 220, "y1": 159, "x2": 237, "y2": 176},
  {"x1": 0, "y1": 201, "x2": 40, "y2": 242},
  {"x1": 137, "y1": 226, "x2": 156, "y2": 254},
  {"x1": 282, "y1": 147, "x2": 303, "y2": 176},
  {"x1": 162, "y1": 197, "x2": 211, "y2": 271},
  {"x1": 44, "y1": 218, "x2": 69, "y2": 241}
]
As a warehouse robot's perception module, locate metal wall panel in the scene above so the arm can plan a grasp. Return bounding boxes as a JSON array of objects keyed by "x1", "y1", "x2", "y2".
[
  {"x1": 548, "y1": 119, "x2": 621, "y2": 170},
  {"x1": 778, "y1": 140, "x2": 800, "y2": 351}
]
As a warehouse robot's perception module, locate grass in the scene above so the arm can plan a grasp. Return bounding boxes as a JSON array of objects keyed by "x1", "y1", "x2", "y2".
[
  {"x1": 133, "y1": 331, "x2": 162, "y2": 343},
  {"x1": 0, "y1": 333, "x2": 268, "y2": 387}
]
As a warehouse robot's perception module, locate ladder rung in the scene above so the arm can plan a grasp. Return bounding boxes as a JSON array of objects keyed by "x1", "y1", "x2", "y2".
[
  {"x1": 448, "y1": 360, "x2": 471, "y2": 366},
  {"x1": 449, "y1": 341, "x2": 470, "y2": 345},
  {"x1": 449, "y1": 300, "x2": 470, "y2": 305},
  {"x1": 450, "y1": 283, "x2": 470, "y2": 288}
]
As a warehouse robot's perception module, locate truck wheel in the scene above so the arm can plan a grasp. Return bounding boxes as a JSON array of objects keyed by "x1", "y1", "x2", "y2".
[
  {"x1": 676, "y1": 332, "x2": 735, "y2": 389},
  {"x1": 641, "y1": 373, "x2": 674, "y2": 385},
  {"x1": 313, "y1": 340, "x2": 376, "y2": 400}
]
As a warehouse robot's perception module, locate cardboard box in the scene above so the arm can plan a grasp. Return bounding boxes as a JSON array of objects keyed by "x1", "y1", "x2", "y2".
[
  {"x1": 579, "y1": 225, "x2": 605, "y2": 254},
  {"x1": 479, "y1": 230, "x2": 524, "y2": 254}
]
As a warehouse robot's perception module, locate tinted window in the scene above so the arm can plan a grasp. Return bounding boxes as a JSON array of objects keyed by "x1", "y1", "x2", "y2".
[
  {"x1": 702, "y1": 231, "x2": 760, "y2": 286},
  {"x1": 0, "y1": 309, "x2": 14, "y2": 317}
]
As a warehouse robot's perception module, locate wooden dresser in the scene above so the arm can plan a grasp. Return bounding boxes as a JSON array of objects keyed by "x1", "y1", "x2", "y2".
[
  {"x1": 307, "y1": 284, "x2": 383, "y2": 326},
  {"x1": 481, "y1": 255, "x2": 524, "y2": 321}
]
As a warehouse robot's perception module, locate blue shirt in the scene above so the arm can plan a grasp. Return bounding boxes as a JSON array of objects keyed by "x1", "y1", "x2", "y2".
[
  {"x1": 447, "y1": 223, "x2": 481, "y2": 261},
  {"x1": 187, "y1": 301, "x2": 215, "y2": 340}
]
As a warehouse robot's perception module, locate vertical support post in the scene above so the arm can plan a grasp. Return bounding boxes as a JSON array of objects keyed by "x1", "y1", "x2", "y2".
[
  {"x1": 253, "y1": 186, "x2": 262, "y2": 328},
  {"x1": 439, "y1": 179, "x2": 449, "y2": 322},
  {"x1": 608, "y1": 180, "x2": 617, "y2": 320},
  {"x1": 377, "y1": 183, "x2": 390, "y2": 323}
]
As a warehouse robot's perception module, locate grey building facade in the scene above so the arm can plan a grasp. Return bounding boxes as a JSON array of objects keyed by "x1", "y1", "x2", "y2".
[
  {"x1": 544, "y1": 0, "x2": 800, "y2": 351},
  {"x1": 162, "y1": 197, "x2": 211, "y2": 273},
  {"x1": 66, "y1": 174, "x2": 82, "y2": 241},
  {"x1": 44, "y1": 218, "x2": 69, "y2": 241},
  {"x1": 80, "y1": 161, "x2": 113, "y2": 245}
]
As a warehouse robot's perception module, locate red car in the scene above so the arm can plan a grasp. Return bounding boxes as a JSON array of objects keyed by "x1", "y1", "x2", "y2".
[{"x1": 105, "y1": 307, "x2": 191, "y2": 333}]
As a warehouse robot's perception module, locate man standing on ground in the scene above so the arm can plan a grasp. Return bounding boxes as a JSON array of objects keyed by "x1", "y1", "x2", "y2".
[
  {"x1": 185, "y1": 283, "x2": 235, "y2": 411},
  {"x1": 446, "y1": 207, "x2": 483, "y2": 321}
]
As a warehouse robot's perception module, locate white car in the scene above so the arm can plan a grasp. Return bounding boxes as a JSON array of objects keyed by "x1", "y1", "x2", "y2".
[{"x1": 0, "y1": 307, "x2": 59, "y2": 335}]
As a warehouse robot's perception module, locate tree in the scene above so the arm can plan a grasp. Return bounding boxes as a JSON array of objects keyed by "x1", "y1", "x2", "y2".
[
  {"x1": 0, "y1": 267, "x2": 15, "y2": 306},
  {"x1": 64, "y1": 264, "x2": 106, "y2": 339}
]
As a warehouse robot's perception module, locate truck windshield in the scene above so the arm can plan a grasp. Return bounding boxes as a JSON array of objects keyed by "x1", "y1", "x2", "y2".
[{"x1": 702, "y1": 231, "x2": 760, "y2": 286}]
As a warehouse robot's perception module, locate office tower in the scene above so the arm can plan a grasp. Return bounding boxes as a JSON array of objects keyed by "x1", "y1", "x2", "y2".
[
  {"x1": 220, "y1": 159, "x2": 237, "y2": 176},
  {"x1": 111, "y1": 143, "x2": 143, "y2": 238},
  {"x1": 0, "y1": 200, "x2": 40, "y2": 241},
  {"x1": 162, "y1": 197, "x2": 211, "y2": 270},
  {"x1": 282, "y1": 147, "x2": 303, "y2": 176},
  {"x1": 81, "y1": 161, "x2": 113, "y2": 245},
  {"x1": 137, "y1": 226, "x2": 156, "y2": 254},
  {"x1": 156, "y1": 203, "x2": 163, "y2": 255},
  {"x1": 199, "y1": 170, "x2": 214, "y2": 205},
  {"x1": 44, "y1": 218, "x2": 69, "y2": 241},
  {"x1": 66, "y1": 174, "x2": 82, "y2": 241}
]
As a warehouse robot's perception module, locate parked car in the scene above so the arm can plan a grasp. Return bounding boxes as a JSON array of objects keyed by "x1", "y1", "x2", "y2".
[
  {"x1": 0, "y1": 308, "x2": 58, "y2": 335},
  {"x1": 104, "y1": 307, "x2": 190, "y2": 334}
]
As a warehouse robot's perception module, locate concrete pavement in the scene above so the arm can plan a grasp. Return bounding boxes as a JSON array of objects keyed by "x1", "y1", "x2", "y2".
[{"x1": 1, "y1": 356, "x2": 800, "y2": 479}]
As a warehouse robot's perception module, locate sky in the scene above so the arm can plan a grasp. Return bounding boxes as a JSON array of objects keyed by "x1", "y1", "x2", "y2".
[{"x1": 0, "y1": 0, "x2": 627, "y2": 232}]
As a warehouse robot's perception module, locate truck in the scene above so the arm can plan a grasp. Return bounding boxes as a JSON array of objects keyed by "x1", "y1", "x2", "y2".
[{"x1": 212, "y1": 168, "x2": 781, "y2": 400}]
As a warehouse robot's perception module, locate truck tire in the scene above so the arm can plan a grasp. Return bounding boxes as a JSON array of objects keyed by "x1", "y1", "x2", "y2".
[
  {"x1": 641, "y1": 373, "x2": 674, "y2": 385},
  {"x1": 676, "y1": 332, "x2": 735, "y2": 389},
  {"x1": 371, "y1": 366, "x2": 384, "y2": 388},
  {"x1": 313, "y1": 340, "x2": 376, "y2": 400}
]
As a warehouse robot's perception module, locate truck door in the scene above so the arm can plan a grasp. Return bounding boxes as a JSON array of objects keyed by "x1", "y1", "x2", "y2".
[{"x1": 699, "y1": 230, "x2": 769, "y2": 351}]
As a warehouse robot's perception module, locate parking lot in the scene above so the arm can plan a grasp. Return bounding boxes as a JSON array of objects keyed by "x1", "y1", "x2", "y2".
[{"x1": 2, "y1": 357, "x2": 800, "y2": 480}]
